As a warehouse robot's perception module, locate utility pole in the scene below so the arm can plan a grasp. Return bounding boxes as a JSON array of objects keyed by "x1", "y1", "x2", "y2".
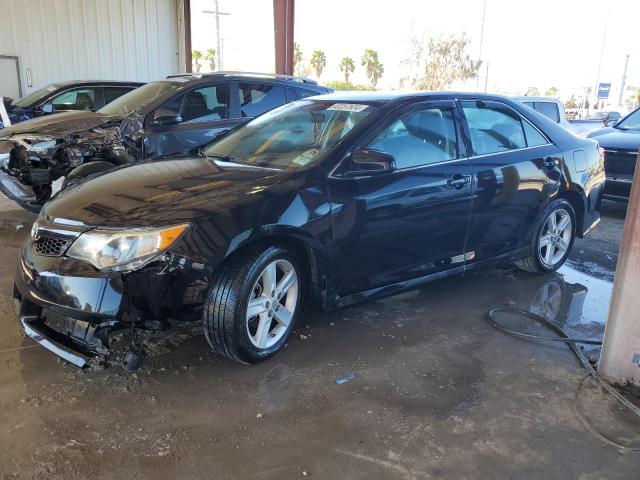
[
  {"x1": 476, "y1": 0, "x2": 487, "y2": 90},
  {"x1": 618, "y1": 54, "x2": 630, "y2": 107},
  {"x1": 203, "y1": 0, "x2": 230, "y2": 71},
  {"x1": 593, "y1": 11, "x2": 610, "y2": 109}
]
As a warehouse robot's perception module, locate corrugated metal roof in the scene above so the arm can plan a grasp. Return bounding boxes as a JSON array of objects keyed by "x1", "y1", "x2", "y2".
[{"x1": 0, "y1": 0, "x2": 182, "y2": 95}]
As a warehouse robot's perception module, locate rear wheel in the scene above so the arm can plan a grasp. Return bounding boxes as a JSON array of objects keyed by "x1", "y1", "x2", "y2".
[
  {"x1": 203, "y1": 245, "x2": 302, "y2": 364},
  {"x1": 515, "y1": 199, "x2": 575, "y2": 274}
]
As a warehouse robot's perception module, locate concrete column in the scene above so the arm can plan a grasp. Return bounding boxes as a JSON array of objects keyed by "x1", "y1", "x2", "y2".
[
  {"x1": 599, "y1": 147, "x2": 640, "y2": 386},
  {"x1": 273, "y1": 0, "x2": 295, "y2": 75}
]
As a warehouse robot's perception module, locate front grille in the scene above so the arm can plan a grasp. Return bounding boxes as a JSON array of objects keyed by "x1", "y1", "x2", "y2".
[
  {"x1": 604, "y1": 149, "x2": 637, "y2": 177},
  {"x1": 33, "y1": 236, "x2": 71, "y2": 256}
]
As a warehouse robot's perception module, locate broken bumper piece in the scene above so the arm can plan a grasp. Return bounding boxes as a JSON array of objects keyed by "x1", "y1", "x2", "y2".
[{"x1": 0, "y1": 168, "x2": 39, "y2": 213}]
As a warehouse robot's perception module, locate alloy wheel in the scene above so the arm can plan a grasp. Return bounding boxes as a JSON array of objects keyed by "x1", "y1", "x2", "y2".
[
  {"x1": 246, "y1": 259, "x2": 299, "y2": 349},
  {"x1": 538, "y1": 208, "x2": 572, "y2": 267}
]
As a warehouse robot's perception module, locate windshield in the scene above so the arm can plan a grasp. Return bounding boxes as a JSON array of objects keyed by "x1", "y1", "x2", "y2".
[
  {"x1": 11, "y1": 84, "x2": 58, "y2": 108},
  {"x1": 98, "y1": 81, "x2": 180, "y2": 117},
  {"x1": 204, "y1": 100, "x2": 377, "y2": 169},
  {"x1": 616, "y1": 109, "x2": 640, "y2": 130}
]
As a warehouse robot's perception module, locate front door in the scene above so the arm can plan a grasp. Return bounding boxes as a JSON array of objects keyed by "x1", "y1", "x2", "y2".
[
  {"x1": 143, "y1": 82, "x2": 239, "y2": 158},
  {"x1": 328, "y1": 101, "x2": 473, "y2": 296}
]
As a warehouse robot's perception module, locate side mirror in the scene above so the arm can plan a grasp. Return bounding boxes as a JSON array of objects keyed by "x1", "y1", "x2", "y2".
[
  {"x1": 151, "y1": 108, "x2": 182, "y2": 126},
  {"x1": 346, "y1": 149, "x2": 396, "y2": 176},
  {"x1": 41, "y1": 103, "x2": 53, "y2": 114}
]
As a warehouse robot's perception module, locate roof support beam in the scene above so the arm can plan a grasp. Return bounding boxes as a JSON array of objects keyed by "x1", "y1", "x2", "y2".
[{"x1": 273, "y1": 0, "x2": 294, "y2": 75}]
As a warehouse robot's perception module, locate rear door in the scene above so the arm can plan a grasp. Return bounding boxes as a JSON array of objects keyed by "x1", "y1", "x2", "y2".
[
  {"x1": 329, "y1": 100, "x2": 474, "y2": 295},
  {"x1": 459, "y1": 99, "x2": 563, "y2": 263},
  {"x1": 143, "y1": 82, "x2": 237, "y2": 157}
]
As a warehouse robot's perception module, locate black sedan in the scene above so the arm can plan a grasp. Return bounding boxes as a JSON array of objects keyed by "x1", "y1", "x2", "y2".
[
  {"x1": 13, "y1": 92, "x2": 604, "y2": 368},
  {"x1": 0, "y1": 72, "x2": 330, "y2": 211},
  {"x1": 588, "y1": 107, "x2": 640, "y2": 200},
  {"x1": 0, "y1": 80, "x2": 142, "y2": 129}
]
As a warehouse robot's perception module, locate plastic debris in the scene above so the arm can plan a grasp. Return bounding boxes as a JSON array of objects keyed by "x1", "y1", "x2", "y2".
[{"x1": 336, "y1": 374, "x2": 355, "y2": 385}]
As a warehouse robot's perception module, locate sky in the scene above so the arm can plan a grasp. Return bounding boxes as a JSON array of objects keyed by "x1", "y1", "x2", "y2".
[{"x1": 191, "y1": 0, "x2": 640, "y2": 104}]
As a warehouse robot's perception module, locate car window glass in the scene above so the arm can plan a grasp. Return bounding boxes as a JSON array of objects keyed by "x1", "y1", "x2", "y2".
[
  {"x1": 461, "y1": 102, "x2": 527, "y2": 155},
  {"x1": 617, "y1": 109, "x2": 640, "y2": 130},
  {"x1": 51, "y1": 88, "x2": 95, "y2": 111},
  {"x1": 522, "y1": 120, "x2": 549, "y2": 147},
  {"x1": 296, "y1": 88, "x2": 321, "y2": 99},
  {"x1": 238, "y1": 83, "x2": 287, "y2": 117},
  {"x1": 368, "y1": 107, "x2": 458, "y2": 169},
  {"x1": 103, "y1": 87, "x2": 134, "y2": 104},
  {"x1": 537, "y1": 102, "x2": 560, "y2": 123},
  {"x1": 160, "y1": 84, "x2": 230, "y2": 123}
]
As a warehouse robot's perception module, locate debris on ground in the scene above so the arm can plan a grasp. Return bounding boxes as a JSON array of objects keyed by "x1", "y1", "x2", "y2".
[{"x1": 336, "y1": 374, "x2": 355, "y2": 385}]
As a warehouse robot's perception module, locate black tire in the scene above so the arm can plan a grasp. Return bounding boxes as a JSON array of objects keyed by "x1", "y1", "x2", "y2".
[
  {"x1": 203, "y1": 245, "x2": 303, "y2": 364},
  {"x1": 515, "y1": 199, "x2": 576, "y2": 274}
]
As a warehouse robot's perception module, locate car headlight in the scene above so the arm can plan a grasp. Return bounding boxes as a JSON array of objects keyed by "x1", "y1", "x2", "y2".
[{"x1": 67, "y1": 224, "x2": 189, "y2": 271}]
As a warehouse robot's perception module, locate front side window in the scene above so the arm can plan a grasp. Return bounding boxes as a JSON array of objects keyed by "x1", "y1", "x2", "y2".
[
  {"x1": 537, "y1": 102, "x2": 560, "y2": 123},
  {"x1": 368, "y1": 107, "x2": 458, "y2": 169},
  {"x1": 159, "y1": 84, "x2": 230, "y2": 123},
  {"x1": 238, "y1": 83, "x2": 287, "y2": 117},
  {"x1": 461, "y1": 101, "x2": 527, "y2": 155},
  {"x1": 204, "y1": 100, "x2": 377, "y2": 170},
  {"x1": 51, "y1": 88, "x2": 96, "y2": 111},
  {"x1": 616, "y1": 109, "x2": 640, "y2": 130}
]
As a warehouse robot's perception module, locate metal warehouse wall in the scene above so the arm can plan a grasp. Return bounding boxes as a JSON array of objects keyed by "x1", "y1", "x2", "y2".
[{"x1": 0, "y1": 0, "x2": 186, "y2": 95}]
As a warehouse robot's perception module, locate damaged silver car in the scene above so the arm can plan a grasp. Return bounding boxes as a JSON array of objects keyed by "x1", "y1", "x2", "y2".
[{"x1": 0, "y1": 72, "x2": 331, "y2": 212}]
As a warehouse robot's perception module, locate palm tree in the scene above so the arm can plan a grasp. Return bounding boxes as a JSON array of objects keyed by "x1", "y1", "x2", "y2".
[
  {"x1": 361, "y1": 49, "x2": 383, "y2": 87},
  {"x1": 294, "y1": 43, "x2": 303, "y2": 73},
  {"x1": 339, "y1": 57, "x2": 355, "y2": 83},
  {"x1": 192, "y1": 50, "x2": 203, "y2": 73},
  {"x1": 204, "y1": 48, "x2": 216, "y2": 72},
  {"x1": 310, "y1": 50, "x2": 327, "y2": 79}
]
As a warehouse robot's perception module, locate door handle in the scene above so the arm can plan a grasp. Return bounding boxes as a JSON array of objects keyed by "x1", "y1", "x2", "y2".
[
  {"x1": 543, "y1": 157, "x2": 559, "y2": 169},
  {"x1": 446, "y1": 174, "x2": 471, "y2": 189}
]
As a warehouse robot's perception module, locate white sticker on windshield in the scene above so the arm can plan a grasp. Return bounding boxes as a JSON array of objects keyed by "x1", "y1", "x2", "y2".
[
  {"x1": 326, "y1": 103, "x2": 369, "y2": 112},
  {"x1": 292, "y1": 149, "x2": 320, "y2": 166}
]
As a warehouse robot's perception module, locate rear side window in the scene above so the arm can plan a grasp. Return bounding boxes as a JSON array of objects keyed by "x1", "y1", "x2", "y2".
[
  {"x1": 522, "y1": 120, "x2": 549, "y2": 147},
  {"x1": 461, "y1": 101, "x2": 527, "y2": 155},
  {"x1": 296, "y1": 88, "x2": 322, "y2": 99},
  {"x1": 159, "y1": 84, "x2": 230, "y2": 123},
  {"x1": 536, "y1": 102, "x2": 560, "y2": 123},
  {"x1": 103, "y1": 87, "x2": 135, "y2": 104},
  {"x1": 368, "y1": 107, "x2": 458, "y2": 169},
  {"x1": 238, "y1": 83, "x2": 287, "y2": 117}
]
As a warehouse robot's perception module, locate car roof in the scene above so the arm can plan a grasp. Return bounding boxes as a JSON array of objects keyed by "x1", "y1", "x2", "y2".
[
  {"x1": 49, "y1": 80, "x2": 145, "y2": 88},
  {"x1": 165, "y1": 71, "x2": 326, "y2": 88},
  {"x1": 303, "y1": 90, "x2": 523, "y2": 104}
]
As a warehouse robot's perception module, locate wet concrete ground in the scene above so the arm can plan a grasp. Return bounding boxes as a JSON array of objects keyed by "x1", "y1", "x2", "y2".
[{"x1": 0, "y1": 196, "x2": 638, "y2": 479}]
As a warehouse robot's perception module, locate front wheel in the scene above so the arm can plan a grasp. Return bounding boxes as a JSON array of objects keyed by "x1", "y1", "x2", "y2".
[
  {"x1": 515, "y1": 199, "x2": 576, "y2": 274},
  {"x1": 203, "y1": 245, "x2": 303, "y2": 364}
]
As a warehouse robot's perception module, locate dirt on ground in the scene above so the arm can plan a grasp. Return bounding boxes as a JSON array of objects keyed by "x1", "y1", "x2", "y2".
[{"x1": 0, "y1": 196, "x2": 638, "y2": 479}]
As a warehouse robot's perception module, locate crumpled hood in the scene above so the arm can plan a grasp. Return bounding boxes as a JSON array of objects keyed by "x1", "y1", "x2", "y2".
[
  {"x1": 43, "y1": 157, "x2": 287, "y2": 227},
  {"x1": 0, "y1": 111, "x2": 119, "y2": 138},
  {"x1": 588, "y1": 127, "x2": 640, "y2": 151}
]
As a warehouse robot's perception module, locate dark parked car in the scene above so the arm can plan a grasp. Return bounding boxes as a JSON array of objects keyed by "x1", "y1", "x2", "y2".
[
  {"x1": 0, "y1": 80, "x2": 143, "y2": 129},
  {"x1": 0, "y1": 72, "x2": 331, "y2": 211},
  {"x1": 13, "y1": 92, "x2": 604, "y2": 368},
  {"x1": 587, "y1": 107, "x2": 640, "y2": 200}
]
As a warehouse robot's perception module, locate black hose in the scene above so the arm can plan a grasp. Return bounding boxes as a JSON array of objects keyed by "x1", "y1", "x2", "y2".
[{"x1": 487, "y1": 307, "x2": 640, "y2": 452}]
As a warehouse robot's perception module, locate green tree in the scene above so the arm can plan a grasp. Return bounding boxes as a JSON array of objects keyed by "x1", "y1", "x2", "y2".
[
  {"x1": 361, "y1": 49, "x2": 384, "y2": 87},
  {"x1": 525, "y1": 86, "x2": 539, "y2": 96},
  {"x1": 293, "y1": 43, "x2": 303, "y2": 75},
  {"x1": 339, "y1": 57, "x2": 355, "y2": 83},
  {"x1": 204, "y1": 48, "x2": 216, "y2": 72},
  {"x1": 310, "y1": 50, "x2": 327, "y2": 78},
  {"x1": 192, "y1": 50, "x2": 203, "y2": 73},
  {"x1": 565, "y1": 94, "x2": 578, "y2": 109},
  {"x1": 545, "y1": 86, "x2": 559, "y2": 97},
  {"x1": 402, "y1": 34, "x2": 480, "y2": 90}
]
